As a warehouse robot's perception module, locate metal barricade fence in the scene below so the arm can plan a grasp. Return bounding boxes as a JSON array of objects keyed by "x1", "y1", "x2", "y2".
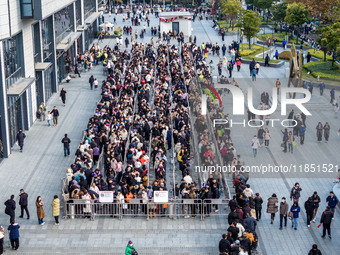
[{"x1": 62, "y1": 198, "x2": 230, "y2": 220}]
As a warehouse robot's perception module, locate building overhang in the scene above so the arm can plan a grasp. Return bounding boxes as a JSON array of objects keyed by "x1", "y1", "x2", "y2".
[
  {"x1": 85, "y1": 12, "x2": 101, "y2": 25},
  {"x1": 56, "y1": 32, "x2": 82, "y2": 51},
  {"x1": 7, "y1": 78, "x2": 35, "y2": 97},
  {"x1": 35, "y1": 62, "x2": 52, "y2": 71}
]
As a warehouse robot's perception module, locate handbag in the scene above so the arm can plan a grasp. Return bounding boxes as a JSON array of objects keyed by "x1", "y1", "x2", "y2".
[
  {"x1": 288, "y1": 211, "x2": 294, "y2": 218},
  {"x1": 292, "y1": 141, "x2": 296, "y2": 146}
]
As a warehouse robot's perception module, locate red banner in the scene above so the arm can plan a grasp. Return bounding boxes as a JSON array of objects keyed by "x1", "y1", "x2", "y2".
[{"x1": 160, "y1": 16, "x2": 192, "y2": 23}]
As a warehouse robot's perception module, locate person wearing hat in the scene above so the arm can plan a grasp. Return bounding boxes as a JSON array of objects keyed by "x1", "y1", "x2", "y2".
[{"x1": 125, "y1": 240, "x2": 137, "y2": 255}]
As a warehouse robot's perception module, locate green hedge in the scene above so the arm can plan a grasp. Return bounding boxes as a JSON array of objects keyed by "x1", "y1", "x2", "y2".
[
  {"x1": 303, "y1": 62, "x2": 340, "y2": 81},
  {"x1": 308, "y1": 49, "x2": 332, "y2": 61}
]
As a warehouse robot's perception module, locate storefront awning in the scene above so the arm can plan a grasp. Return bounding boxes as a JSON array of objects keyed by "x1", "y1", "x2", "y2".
[
  {"x1": 56, "y1": 32, "x2": 82, "y2": 51},
  {"x1": 85, "y1": 12, "x2": 101, "y2": 25},
  {"x1": 7, "y1": 78, "x2": 35, "y2": 97},
  {"x1": 35, "y1": 62, "x2": 52, "y2": 71},
  {"x1": 77, "y1": 25, "x2": 88, "y2": 31}
]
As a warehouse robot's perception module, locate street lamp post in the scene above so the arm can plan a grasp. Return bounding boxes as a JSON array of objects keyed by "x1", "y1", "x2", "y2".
[
  {"x1": 263, "y1": 26, "x2": 265, "y2": 58},
  {"x1": 241, "y1": 12, "x2": 244, "y2": 51}
]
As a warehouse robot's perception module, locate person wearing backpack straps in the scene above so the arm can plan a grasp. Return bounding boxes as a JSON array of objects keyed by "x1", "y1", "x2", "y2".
[{"x1": 320, "y1": 206, "x2": 333, "y2": 239}]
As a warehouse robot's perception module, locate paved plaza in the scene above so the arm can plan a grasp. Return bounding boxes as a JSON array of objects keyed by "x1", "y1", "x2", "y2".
[{"x1": 0, "y1": 11, "x2": 339, "y2": 255}]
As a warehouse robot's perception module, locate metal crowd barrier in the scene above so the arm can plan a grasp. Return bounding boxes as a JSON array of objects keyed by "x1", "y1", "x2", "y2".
[{"x1": 62, "y1": 198, "x2": 230, "y2": 221}]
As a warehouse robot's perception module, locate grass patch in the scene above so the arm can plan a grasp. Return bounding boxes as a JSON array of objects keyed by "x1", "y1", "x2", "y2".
[
  {"x1": 216, "y1": 20, "x2": 239, "y2": 32},
  {"x1": 243, "y1": 56, "x2": 280, "y2": 63},
  {"x1": 303, "y1": 61, "x2": 340, "y2": 81},
  {"x1": 308, "y1": 49, "x2": 332, "y2": 61},
  {"x1": 239, "y1": 44, "x2": 280, "y2": 63}
]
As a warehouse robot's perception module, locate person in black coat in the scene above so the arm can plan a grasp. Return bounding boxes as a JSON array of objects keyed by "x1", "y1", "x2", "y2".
[
  {"x1": 19, "y1": 189, "x2": 29, "y2": 219},
  {"x1": 218, "y1": 234, "x2": 231, "y2": 253},
  {"x1": 304, "y1": 197, "x2": 314, "y2": 227},
  {"x1": 227, "y1": 222, "x2": 239, "y2": 241},
  {"x1": 254, "y1": 193, "x2": 263, "y2": 221},
  {"x1": 228, "y1": 208, "x2": 240, "y2": 225},
  {"x1": 4, "y1": 195, "x2": 16, "y2": 223},
  {"x1": 16, "y1": 129, "x2": 26, "y2": 152},
  {"x1": 320, "y1": 206, "x2": 333, "y2": 238},
  {"x1": 61, "y1": 134, "x2": 71, "y2": 157},
  {"x1": 308, "y1": 244, "x2": 322, "y2": 255},
  {"x1": 60, "y1": 88, "x2": 67, "y2": 106}
]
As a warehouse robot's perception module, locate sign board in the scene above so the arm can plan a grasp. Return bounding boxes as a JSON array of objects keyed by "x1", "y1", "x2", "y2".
[
  {"x1": 99, "y1": 191, "x2": 113, "y2": 203},
  {"x1": 153, "y1": 191, "x2": 169, "y2": 203}
]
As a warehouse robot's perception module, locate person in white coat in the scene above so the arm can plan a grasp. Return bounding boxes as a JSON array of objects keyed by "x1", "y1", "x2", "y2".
[{"x1": 251, "y1": 135, "x2": 260, "y2": 158}]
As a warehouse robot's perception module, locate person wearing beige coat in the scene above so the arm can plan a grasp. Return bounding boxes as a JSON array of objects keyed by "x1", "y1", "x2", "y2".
[{"x1": 51, "y1": 195, "x2": 60, "y2": 225}]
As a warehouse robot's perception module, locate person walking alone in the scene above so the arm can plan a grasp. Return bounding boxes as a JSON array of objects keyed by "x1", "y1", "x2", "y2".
[
  {"x1": 19, "y1": 189, "x2": 29, "y2": 219},
  {"x1": 89, "y1": 75, "x2": 95, "y2": 90},
  {"x1": 251, "y1": 135, "x2": 260, "y2": 158},
  {"x1": 264, "y1": 128, "x2": 271, "y2": 147},
  {"x1": 279, "y1": 197, "x2": 288, "y2": 229},
  {"x1": 305, "y1": 197, "x2": 314, "y2": 227},
  {"x1": 60, "y1": 88, "x2": 67, "y2": 107},
  {"x1": 50, "y1": 106, "x2": 59, "y2": 126},
  {"x1": 8, "y1": 221, "x2": 20, "y2": 250},
  {"x1": 4, "y1": 195, "x2": 16, "y2": 223},
  {"x1": 61, "y1": 134, "x2": 71, "y2": 157},
  {"x1": 51, "y1": 195, "x2": 60, "y2": 225},
  {"x1": 254, "y1": 193, "x2": 263, "y2": 221},
  {"x1": 308, "y1": 244, "x2": 322, "y2": 255},
  {"x1": 281, "y1": 128, "x2": 288, "y2": 152},
  {"x1": 36, "y1": 196, "x2": 46, "y2": 225},
  {"x1": 290, "y1": 182, "x2": 302, "y2": 203},
  {"x1": 326, "y1": 191, "x2": 338, "y2": 218},
  {"x1": 16, "y1": 129, "x2": 26, "y2": 152},
  {"x1": 290, "y1": 202, "x2": 300, "y2": 230},
  {"x1": 267, "y1": 193, "x2": 278, "y2": 224},
  {"x1": 312, "y1": 191, "x2": 321, "y2": 223},
  {"x1": 299, "y1": 124, "x2": 306, "y2": 145},
  {"x1": 320, "y1": 206, "x2": 333, "y2": 239}
]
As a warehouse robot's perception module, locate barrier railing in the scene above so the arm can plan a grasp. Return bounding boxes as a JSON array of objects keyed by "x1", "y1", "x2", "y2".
[{"x1": 62, "y1": 198, "x2": 230, "y2": 220}]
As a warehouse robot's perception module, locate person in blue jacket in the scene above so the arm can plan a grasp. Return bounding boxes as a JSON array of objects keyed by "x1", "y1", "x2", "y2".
[
  {"x1": 326, "y1": 191, "x2": 339, "y2": 217},
  {"x1": 8, "y1": 221, "x2": 20, "y2": 250},
  {"x1": 299, "y1": 124, "x2": 306, "y2": 145},
  {"x1": 290, "y1": 202, "x2": 301, "y2": 230}
]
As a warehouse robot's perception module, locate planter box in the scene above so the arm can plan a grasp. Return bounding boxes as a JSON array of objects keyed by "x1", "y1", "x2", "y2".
[{"x1": 240, "y1": 58, "x2": 285, "y2": 68}]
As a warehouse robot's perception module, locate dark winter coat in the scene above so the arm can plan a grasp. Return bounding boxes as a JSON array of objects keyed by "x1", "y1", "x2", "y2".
[
  {"x1": 290, "y1": 187, "x2": 302, "y2": 200},
  {"x1": 16, "y1": 132, "x2": 26, "y2": 146},
  {"x1": 320, "y1": 209, "x2": 333, "y2": 224},
  {"x1": 19, "y1": 193, "x2": 28, "y2": 206},
  {"x1": 218, "y1": 238, "x2": 231, "y2": 253},
  {"x1": 304, "y1": 199, "x2": 314, "y2": 214},
  {"x1": 5, "y1": 199, "x2": 16, "y2": 215},
  {"x1": 254, "y1": 196, "x2": 263, "y2": 210}
]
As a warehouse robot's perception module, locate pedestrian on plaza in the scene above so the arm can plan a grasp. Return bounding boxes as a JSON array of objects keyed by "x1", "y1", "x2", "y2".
[
  {"x1": 219, "y1": 233, "x2": 231, "y2": 253},
  {"x1": 61, "y1": 134, "x2": 71, "y2": 157},
  {"x1": 251, "y1": 67, "x2": 257, "y2": 81},
  {"x1": 59, "y1": 88, "x2": 67, "y2": 106},
  {"x1": 311, "y1": 191, "x2": 321, "y2": 223},
  {"x1": 274, "y1": 50, "x2": 279, "y2": 60},
  {"x1": 236, "y1": 58, "x2": 241, "y2": 72},
  {"x1": 19, "y1": 189, "x2": 29, "y2": 219},
  {"x1": 287, "y1": 131, "x2": 295, "y2": 153},
  {"x1": 222, "y1": 44, "x2": 226, "y2": 56},
  {"x1": 94, "y1": 78, "x2": 99, "y2": 89},
  {"x1": 36, "y1": 108, "x2": 41, "y2": 120},
  {"x1": 4, "y1": 195, "x2": 16, "y2": 223},
  {"x1": 290, "y1": 202, "x2": 300, "y2": 230},
  {"x1": 330, "y1": 88, "x2": 335, "y2": 104},
  {"x1": 264, "y1": 54, "x2": 270, "y2": 67},
  {"x1": 279, "y1": 197, "x2": 288, "y2": 229},
  {"x1": 8, "y1": 221, "x2": 20, "y2": 250},
  {"x1": 282, "y1": 39, "x2": 286, "y2": 49},
  {"x1": 125, "y1": 240, "x2": 137, "y2": 255},
  {"x1": 47, "y1": 111, "x2": 52, "y2": 127},
  {"x1": 50, "y1": 106, "x2": 59, "y2": 126},
  {"x1": 74, "y1": 64, "x2": 81, "y2": 77},
  {"x1": 305, "y1": 197, "x2": 314, "y2": 227},
  {"x1": 290, "y1": 182, "x2": 302, "y2": 203},
  {"x1": 217, "y1": 62, "x2": 222, "y2": 76},
  {"x1": 89, "y1": 75, "x2": 95, "y2": 90},
  {"x1": 267, "y1": 193, "x2": 278, "y2": 224},
  {"x1": 275, "y1": 78, "x2": 281, "y2": 95},
  {"x1": 249, "y1": 59, "x2": 255, "y2": 76},
  {"x1": 39, "y1": 102, "x2": 46, "y2": 121},
  {"x1": 251, "y1": 135, "x2": 260, "y2": 158},
  {"x1": 264, "y1": 128, "x2": 271, "y2": 147},
  {"x1": 319, "y1": 82, "x2": 325, "y2": 96},
  {"x1": 316, "y1": 122, "x2": 323, "y2": 142},
  {"x1": 308, "y1": 244, "x2": 322, "y2": 255},
  {"x1": 254, "y1": 193, "x2": 263, "y2": 221},
  {"x1": 227, "y1": 61, "x2": 233, "y2": 78},
  {"x1": 51, "y1": 195, "x2": 60, "y2": 225},
  {"x1": 281, "y1": 128, "x2": 288, "y2": 152},
  {"x1": 0, "y1": 225, "x2": 4, "y2": 254},
  {"x1": 299, "y1": 124, "x2": 306, "y2": 145},
  {"x1": 320, "y1": 206, "x2": 333, "y2": 239},
  {"x1": 16, "y1": 129, "x2": 26, "y2": 152},
  {"x1": 326, "y1": 191, "x2": 338, "y2": 217},
  {"x1": 334, "y1": 103, "x2": 339, "y2": 118},
  {"x1": 35, "y1": 196, "x2": 46, "y2": 225},
  {"x1": 323, "y1": 122, "x2": 330, "y2": 143},
  {"x1": 255, "y1": 62, "x2": 260, "y2": 74},
  {"x1": 306, "y1": 52, "x2": 312, "y2": 63}
]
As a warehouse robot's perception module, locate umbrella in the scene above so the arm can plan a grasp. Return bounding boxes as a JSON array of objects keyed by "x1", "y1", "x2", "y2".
[{"x1": 99, "y1": 21, "x2": 114, "y2": 28}]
